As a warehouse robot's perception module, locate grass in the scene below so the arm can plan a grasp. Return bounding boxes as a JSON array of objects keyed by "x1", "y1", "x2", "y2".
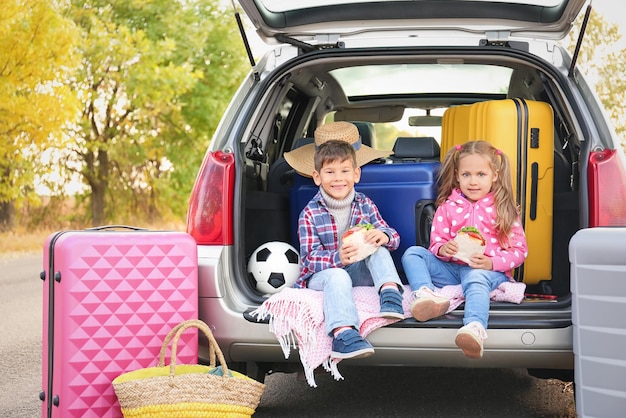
[
  {"x1": 0, "y1": 227, "x2": 55, "y2": 257},
  {"x1": 0, "y1": 221, "x2": 186, "y2": 258}
]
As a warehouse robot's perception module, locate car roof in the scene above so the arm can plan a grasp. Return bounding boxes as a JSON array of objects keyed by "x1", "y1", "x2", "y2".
[{"x1": 238, "y1": 0, "x2": 587, "y2": 44}]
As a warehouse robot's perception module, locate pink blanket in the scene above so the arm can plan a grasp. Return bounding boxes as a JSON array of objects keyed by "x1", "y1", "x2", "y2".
[{"x1": 250, "y1": 282, "x2": 525, "y2": 387}]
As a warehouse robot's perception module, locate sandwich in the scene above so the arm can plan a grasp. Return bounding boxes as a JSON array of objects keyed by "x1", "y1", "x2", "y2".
[
  {"x1": 453, "y1": 226, "x2": 486, "y2": 264},
  {"x1": 341, "y1": 223, "x2": 379, "y2": 262}
]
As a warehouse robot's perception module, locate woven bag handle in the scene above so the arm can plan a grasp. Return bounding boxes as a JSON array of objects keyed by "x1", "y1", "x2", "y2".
[
  {"x1": 158, "y1": 321, "x2": 195, "y2": 367},
  {"x1": 158, "y1": 319, "x2": 230, "y2": 378}
]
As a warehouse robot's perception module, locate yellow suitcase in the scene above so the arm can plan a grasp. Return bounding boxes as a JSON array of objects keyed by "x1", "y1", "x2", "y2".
[
  {"x1": 441, "y1": 99, "x2": 554, "y2": 284},
  {"x1": 441, "y1": 104, "x2": 472, "y2": 156}
]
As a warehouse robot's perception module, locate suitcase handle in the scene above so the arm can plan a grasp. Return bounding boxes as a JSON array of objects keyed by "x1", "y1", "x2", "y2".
[
  {"x1": 530, "y1": 163, "x2": 538, "y2": 220},
  {"x1": 85, "y1": 225, "x2": 148, "y2": 231},
  {"x1": 415, "y1": 199, "x2": 436, "y2": 248}
]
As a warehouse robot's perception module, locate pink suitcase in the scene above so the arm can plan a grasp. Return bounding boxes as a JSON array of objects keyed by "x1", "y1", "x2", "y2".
[{"x1": 41, "y1": 226, "x2": 198, "y2": 418}]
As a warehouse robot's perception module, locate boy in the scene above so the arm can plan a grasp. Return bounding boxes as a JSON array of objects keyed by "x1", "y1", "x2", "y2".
[{"x1": 284, "y1": 121, "x2": 405, "y2": 359}]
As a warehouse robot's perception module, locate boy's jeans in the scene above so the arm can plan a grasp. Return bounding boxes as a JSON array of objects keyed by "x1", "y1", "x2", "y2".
[
  {"x1": 401, "y1": 246, "x2": 508, "y2": 329},
  {"x1": 308, "y1": 247, "x2": 403, "y2": 336}
]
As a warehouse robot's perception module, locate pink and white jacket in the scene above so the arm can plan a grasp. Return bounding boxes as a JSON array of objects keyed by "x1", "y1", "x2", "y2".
[{"x1": 429, "y1": 189, "x2": 528, "y2": 279}]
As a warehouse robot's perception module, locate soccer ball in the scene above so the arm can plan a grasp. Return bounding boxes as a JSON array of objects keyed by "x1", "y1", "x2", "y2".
[{"x1": 247, "y1": 241, "x2": 300, "y2": 295}]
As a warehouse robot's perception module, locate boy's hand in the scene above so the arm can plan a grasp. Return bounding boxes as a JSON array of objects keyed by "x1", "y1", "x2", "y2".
[
  {"x1": 363, "y1": 228, "x2": 389, "y2": 247},
  {"x1": 341, "y1": 224, "x2": 383, "y2": 264},
  {"x1": 340, "y1": 243, "x2": 358, "y2": 265}
]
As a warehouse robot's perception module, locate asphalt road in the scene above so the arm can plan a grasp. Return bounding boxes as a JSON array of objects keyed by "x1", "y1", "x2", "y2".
[
  {"x1": 1, "y1": 252, "x2": 575, "y2": 417},
  {"x1": 1, "y1": 252, "x2": 43, "y2": 418}
]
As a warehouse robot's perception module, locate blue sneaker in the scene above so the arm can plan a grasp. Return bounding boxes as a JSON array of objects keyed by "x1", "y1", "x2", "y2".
[
  {"x1": 379, "y1": 288, "x2": 404, "y2": 319},
  {"x1": 330, "y1": 328, "x2": 375, "y2": 359}
]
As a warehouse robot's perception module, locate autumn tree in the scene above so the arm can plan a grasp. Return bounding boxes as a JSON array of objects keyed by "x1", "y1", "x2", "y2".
[
  {"x1": 66, "y1": 0, "x2": 248, "y2": 225},
  {"x1": 597, "y1": 50, "x2": 626, "y2": 141},
  {"x1": 564, "y1": 6, "x2": 626, "y2": 141},
  {"x1": 0, "y1": 0, "x2": 79, "y2": 231}
]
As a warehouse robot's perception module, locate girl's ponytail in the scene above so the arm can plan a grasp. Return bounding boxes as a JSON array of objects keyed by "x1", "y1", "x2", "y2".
[
  {"x1": 436, "y1": 145, "x2": 462, "y2": 207},
  {"x1": 491, "y1": 146, "x2": 520, "y2": 246}
]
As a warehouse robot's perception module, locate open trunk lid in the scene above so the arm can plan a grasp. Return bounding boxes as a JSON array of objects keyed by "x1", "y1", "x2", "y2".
[{"x1": 238, "y1": 0, "x2": 588, "y2": 45}]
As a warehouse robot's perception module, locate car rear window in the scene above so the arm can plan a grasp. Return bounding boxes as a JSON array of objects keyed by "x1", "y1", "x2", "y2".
[{"x1": 330, "y1": 64, "x2": 512, "y2": 96}]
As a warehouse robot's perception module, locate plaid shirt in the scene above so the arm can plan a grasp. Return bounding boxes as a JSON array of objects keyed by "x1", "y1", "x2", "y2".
[{"x1": 294, "y1": 190, "x2": 400, "y2": 288}]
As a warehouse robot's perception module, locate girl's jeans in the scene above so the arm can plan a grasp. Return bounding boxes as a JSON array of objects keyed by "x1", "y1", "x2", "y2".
[
  {"x1": 401, "y1": 246, "x2": 508, "y2": 329},
  {"x1": 307, "y1": 247, "x2": 403, "y2": 336}
]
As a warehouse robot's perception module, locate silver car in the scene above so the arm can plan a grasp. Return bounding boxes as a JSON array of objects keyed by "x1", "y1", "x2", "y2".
[{"x1": 186, "y1": 1, "x2": 626, "y2": 415}]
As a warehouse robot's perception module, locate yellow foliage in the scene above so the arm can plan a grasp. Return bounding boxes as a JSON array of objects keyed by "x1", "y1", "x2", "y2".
[{"x1": 0, "y1": 0, "x2": 80, "y2": 202}]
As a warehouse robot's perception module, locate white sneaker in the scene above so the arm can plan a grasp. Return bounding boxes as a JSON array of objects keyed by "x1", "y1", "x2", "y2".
[
  {"x1": 455, "y1": 321, "x2": 488, "y2": 359},
  {"x1": 409, "y1": 286, "x2": 450, "y2": 322}
]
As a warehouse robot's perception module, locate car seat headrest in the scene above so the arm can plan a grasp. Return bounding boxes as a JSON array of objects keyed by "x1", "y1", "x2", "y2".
[
  {"x1": 292, "y1": 137, "x2": 314, "y2": 149},
  {"x1": 392, "y1": 136, "x2": 440, "y2": 159},
  {"x1": 351, "y1": 121, "x2": 375, "y2": 147}
]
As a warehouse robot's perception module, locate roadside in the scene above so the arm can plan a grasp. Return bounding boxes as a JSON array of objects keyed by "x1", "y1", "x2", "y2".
[
  {"x1": 0, "y1": 222, "x2": 186, "y2": 260},
  {"x1": 0, "y1": 228, "x2": 54, "y2": 259}
]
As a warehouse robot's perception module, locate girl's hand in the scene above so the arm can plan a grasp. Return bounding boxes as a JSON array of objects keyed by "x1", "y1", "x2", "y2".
[
  {"x1": 439, "y1": 240, "x2": 458, "y2": 257},
  {"x1": 363, "y1": 228, "x2": 389, "y2": 247},
  {"x1": 468, "y1": 253, "x2": 493, "y2": 270}
]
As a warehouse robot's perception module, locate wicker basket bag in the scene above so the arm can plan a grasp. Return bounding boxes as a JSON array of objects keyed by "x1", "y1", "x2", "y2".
[{"x1": 112, "y1": 319, "x2": 266, "y2": 417}]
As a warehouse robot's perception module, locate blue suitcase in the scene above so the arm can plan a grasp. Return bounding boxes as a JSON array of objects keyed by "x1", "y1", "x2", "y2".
[{"x1": 290, "y1": 161, "x2": 440, "y2": 273}]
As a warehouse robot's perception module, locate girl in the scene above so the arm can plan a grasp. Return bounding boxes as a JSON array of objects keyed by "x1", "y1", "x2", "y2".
[{"x1": 401, "y1": 140, "x2": 528, "y2": 359}]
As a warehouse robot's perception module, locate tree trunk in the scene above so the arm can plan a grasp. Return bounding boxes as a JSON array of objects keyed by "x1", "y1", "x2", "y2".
[
  {"x1": 91, "y1": 184, "x2": 105, "y2": 226},
  {"x1": 86, "y1": 147, "x2": 109, "y2": 226},
  {"x1": 0, "y1": 201, "x2": 15, "y2": 232}
]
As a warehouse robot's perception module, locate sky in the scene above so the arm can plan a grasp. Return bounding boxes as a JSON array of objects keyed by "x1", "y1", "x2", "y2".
[
  {"x1": 594, "y1": 0, "x2": 621, "y2": 24},
  {"x1": 591, "y1": 0, "x2": 625, "y2": 43}
]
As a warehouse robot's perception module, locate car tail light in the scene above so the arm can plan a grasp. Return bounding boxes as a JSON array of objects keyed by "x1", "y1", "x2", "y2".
[
  {"x1": 588, "y1": 149, "x2": 626, "y2": 226},
  {"x1": 186, "y1": 151, "x2": 235, "y2": 245}
]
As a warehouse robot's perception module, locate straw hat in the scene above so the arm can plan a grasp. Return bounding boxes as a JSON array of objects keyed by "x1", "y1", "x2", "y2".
[{"x1": 284, "y1": 121, "x2": 390, "y2": 177}]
